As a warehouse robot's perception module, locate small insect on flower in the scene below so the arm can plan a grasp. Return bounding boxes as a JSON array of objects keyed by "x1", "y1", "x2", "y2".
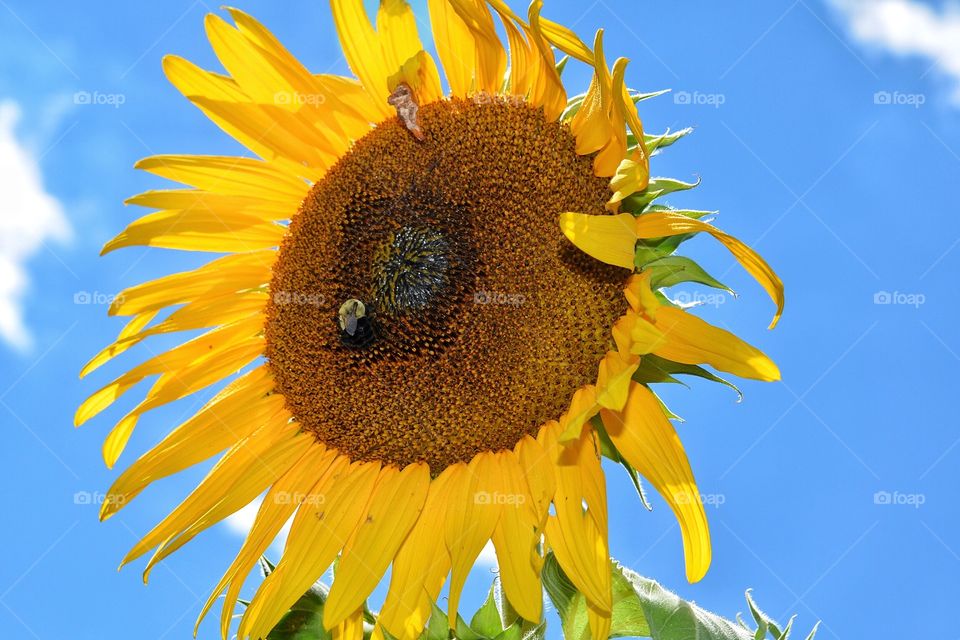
[{"x1": 337, "y1": 298, "x2": 376, "y2": 348}]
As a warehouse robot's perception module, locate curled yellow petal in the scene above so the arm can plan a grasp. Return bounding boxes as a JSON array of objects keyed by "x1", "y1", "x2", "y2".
[
  {"x1": 559, "y1": 212, "x2": 636, "y2": 270},
  {"x1": 635, "y1": 212, "x2": 784, "y2": 328},
  {"x1": 600, "y1": 383, "x2": 711, "y2": 582},
  {"x1": 654, "y1": 307, "x2": 781, "y2": 382}
]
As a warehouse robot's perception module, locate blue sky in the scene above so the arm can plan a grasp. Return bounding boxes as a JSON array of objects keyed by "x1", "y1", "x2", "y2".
[{"x1": 0, "y1": 0, "x2": 957, "y2": 638}]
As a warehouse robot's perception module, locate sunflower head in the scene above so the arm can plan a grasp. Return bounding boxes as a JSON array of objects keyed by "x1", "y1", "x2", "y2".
[{"x1": 77, "y1": 2, "x2": 784, "y2": 639}]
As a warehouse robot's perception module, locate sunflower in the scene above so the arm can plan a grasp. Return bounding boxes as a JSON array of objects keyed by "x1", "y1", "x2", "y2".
[{"x1": 78, "y1": 1, "x2": 784, "y2": 639}]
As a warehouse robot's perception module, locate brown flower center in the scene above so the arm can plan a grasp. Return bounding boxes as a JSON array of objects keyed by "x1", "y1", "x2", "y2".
[{"x1": 265, "y1": 97, "x2": 627, "y2": 472}]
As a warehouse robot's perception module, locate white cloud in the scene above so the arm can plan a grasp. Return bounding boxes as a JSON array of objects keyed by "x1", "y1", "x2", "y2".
[
  {"x1": 0, "y1": 100, "x2": 70, "y2": 351},
  {"x1": 830, "y1": 0, "x2": 960, "y2": 100}
]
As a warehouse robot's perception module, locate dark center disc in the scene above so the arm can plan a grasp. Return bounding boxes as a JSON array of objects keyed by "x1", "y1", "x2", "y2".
[{"x1": 265, "y1": 96, "x2": 628, "y2": 472}]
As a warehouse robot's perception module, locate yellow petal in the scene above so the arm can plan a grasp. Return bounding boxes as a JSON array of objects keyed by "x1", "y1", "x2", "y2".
[
  {"x1": 125, "y1": 189, "x2": 291, "y2": 219},
  {"x1": 540, "y1": 423, "x2": 611, "y2": 616},
  {"x1": 101, "y1": 367, "x2": 280, "y2": 520},
  {"x1": 600, "y1": 383, "x2": 712, "y2": 582},
  {"x1": 121, "y1": 418, "x2": 303, "y2": 568},
  {"x1": 330, "y1": 0, "x2": 393, "y2": 118},
  {"x1": 79, "y1": 311, "x2": 158, "y2": 379},
  {"x1": 526, "y1": 1, "x2": 567, "y2": 122},
  {"x1": 108, "y1": 250, "x2": 273, "y2": 317},
  {"x1": 608, "y1": 154, "x2": 650, "y2": 211},
  {"x1": 635, "y1": 212, "x2": 785, "y2": 328},
  {"x1": 135, "y1": 155, "x2": 308, "y2": 203},
  {"x1": 103, "y1": 208, "x2": 284, "y2": 254},
  {"x1": 595, "y1": 350, "x2": 639, "y2": 411},
  {"x1": 540, "y1": 16, "x2": 594, "y2": 64},
  {"x1": 142, "y1": 430, "x2": 312, "y2": 581},
  {"x1": 654, "y1": 307, "x2": 781, "y2": 382},
  {"x1": 444, "y1": 452, "x2": 502, "y2": 626},
  {"x1": 448, "y1": 0, "x2": 506, "y2": 93},
  {"x1": 332, "y1": 608, "x2": 365, "y2": 640},
  {"x1": 197, "y1": 446, "x2": 341, "y2": 640},
  {"x1": 490, "y1": 451, "x2": 543, "y2": 622},
  {"x1": 226, "y1": 7, "x2": 380, "y2": 133},
  {"x1": 514, "y1": 435, "x2": 556, "y2": 529},
  {"x1": 378, "y1": 0, "x2": 427, "y2": 82},
  {"x1": 557, "y1": 384, "x2": 599, "y2": 443},
  {"x1": 240, "y1": 461, "x2": 381, "y2": 640},
  {"x1": 624, "y1": 272, "x2": 659, "y2": 318},
  {"x1": 76, "y1": 315, "x2": 264, "y2": 428},
  {"x1": 162, "y1": 55, "x2": 332, "y2": 179},
  {"x1": 559, "y1": 212, "x2": 636, "y2": 270},
  {"x1": 378, "y1": 469, "x2": 455, "y2": 639},
  {"x1": 570, "y1": 31, "x2": 613, "y2": 155},
  {"x1": 324, "y1": 462, "x2": 430, "y2": 627},
  {"x1": 428, "y1": 0, "x2": 476, "y2": 96},
  {"x1": 101, "y1": 336, "x2": 263, "y2": 468},
  {"x1": 389, "y1": 50, "x2": 444, "y2": 105}
]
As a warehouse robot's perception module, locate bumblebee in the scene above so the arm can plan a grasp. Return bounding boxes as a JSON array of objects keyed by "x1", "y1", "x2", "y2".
[{"x1": 337, "y1": 298, "x2": 377, "y2": 348}]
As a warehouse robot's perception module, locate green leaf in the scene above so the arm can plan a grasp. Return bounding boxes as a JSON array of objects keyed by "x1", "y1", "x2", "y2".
[
  {"x1": 646, "y1": 256, "x2": 733, "y2": 293},
  {"x1": 543, "y1": 555, "x2": 651, "y2": 639},
  {"x1": 633, "y1": 354, "x2": 742, "y2": 400},
  {"x1": 745, "y1": 590, "x2": 782, "y2": 638},
  {"x1": 803, "y1": 622, "x2": 821, "y2": 640},
  {"x1": 471, "y1": 585, "x2": 505, "y2": 638},
  {"x1": 617, "y1": 564, "x2": 754, "y2": 640},
  {"x1": 266, "y1": 578, "x2": 332, "y2": 640}
]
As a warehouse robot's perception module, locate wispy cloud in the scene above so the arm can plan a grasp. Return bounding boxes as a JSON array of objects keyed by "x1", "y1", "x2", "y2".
[
  {"x1": 829, "y1": 0, "x2": 960, "y2": 101},
  {"x1": 0, "y1": 100, "x2": 70, "y2": 351}
]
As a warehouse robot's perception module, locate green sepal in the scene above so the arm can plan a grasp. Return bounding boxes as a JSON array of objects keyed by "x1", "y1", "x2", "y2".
[
  {"x1": 493, "y1": 577, "x2": 521, "y2": 629},
  {"x1": 562, "y1": 92, "x2": 587, "y2": 121},
  {"x1": 633, "y1": 354, "x2": 742, "y2": 400},
  {"x1": 630, "y1": 88, "x2": 671, "y2": 104},
  {"x1": 265, "y1": 578, "x2": 332, "y2": 640},
  {"x1": 625, "y1": 177, "x2": 701, "y2": 210},
  {"x1": 422, "y1": 602, "x2": 452, "y2": 640},
  {"x1": 643, "y1": 127, "x2": 694, "y2": 154},
  {"x1": 471, "y1": 585, "x2": 505, "y2": 637},
  {"x1": 556, "y1": 55, "x2": 570, "y2": 76},
  {"x1": 646, "y1": 256, "x2": 733, "y2": 293}
]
